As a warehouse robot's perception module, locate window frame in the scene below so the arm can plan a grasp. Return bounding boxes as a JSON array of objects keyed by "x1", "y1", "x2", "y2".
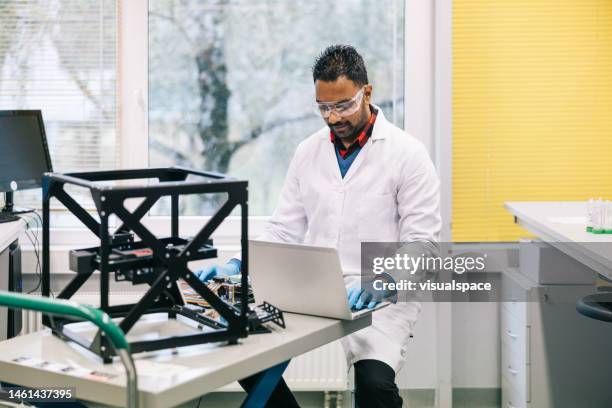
[
  {"x1": 35, "y1": 0, "x2": 433, "y2": 245},
  {"x1": 115, "y1": 0, "x2": 414, "y2": 240}
]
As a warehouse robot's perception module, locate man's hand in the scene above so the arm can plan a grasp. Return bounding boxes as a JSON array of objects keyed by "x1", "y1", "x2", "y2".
[
  {"x1": 347, "y1": 284, "x2": 386, "y2": 310},
  {"x1": 195, "y1": 258, "x2": 241, "y2": 282},
  {"x1": 347, "y1": 273, "x2": 397, "y2": 310}
]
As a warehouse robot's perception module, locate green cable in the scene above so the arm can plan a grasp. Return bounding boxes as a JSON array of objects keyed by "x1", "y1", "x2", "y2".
[{"x1": 0, "y1": 291, "x2": 129, "y2": 351}]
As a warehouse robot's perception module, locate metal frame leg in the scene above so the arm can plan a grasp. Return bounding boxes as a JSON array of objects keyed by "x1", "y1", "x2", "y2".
[{"x1": 240, "y1": 360, "x2": 291, "y2": 408}]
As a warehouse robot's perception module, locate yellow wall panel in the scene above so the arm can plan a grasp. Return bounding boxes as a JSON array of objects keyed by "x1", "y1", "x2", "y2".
[{"x1": 453, "y1": 0, "x2": 612, "y2": 241}]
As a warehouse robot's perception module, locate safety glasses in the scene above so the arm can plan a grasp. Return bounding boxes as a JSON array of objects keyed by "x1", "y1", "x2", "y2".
[{"x1": 315, "y1": 87, "x2": 365, "y2": 119}]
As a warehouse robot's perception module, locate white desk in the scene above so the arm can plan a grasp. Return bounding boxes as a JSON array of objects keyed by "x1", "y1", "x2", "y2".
[
  {"x1": 503, "y1": 202, "x2": 612, "y2": 408},
  {"x1": 0, "y1": 312, "x2": 369, "y2": 407},
  {"x1": 505, "y1": 201, "x2": 612, "y2": 280},
  {"x1": 0, "y1": 219, "x2": 24, "y2": 254},
  {"x1": 0, "y1": 219, "x2": 25, "y2": 340}
]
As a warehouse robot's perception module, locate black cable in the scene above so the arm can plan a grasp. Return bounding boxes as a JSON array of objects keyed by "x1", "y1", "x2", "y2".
[
  {"x1": 18, "y1": 212, "x2": 46, "y2": 295},
  {"x1": 30, "y1": 211, "x2": 43, "y2": 287},
  {"x1": 19, "y1": 213, "x2": 42, "y2": 294},
  {"x1": 23, "y1": 232, "x2": 40, "y2": 292},
  {"x1": 26, "y1": 214, "x2": 40, "y2": 276},
  {"x1": 28, "y1": 213, "x2": 41, "y2": 277},
  {"x1": 25, "y1": 234, "x2": 41, "y2": 293},
  {"x1": 30, "y1": 210, "x2": 54, "y2": 297},
  {"x1": 31, "y1": 210, "x2": 44, "y2": 233},
  {"x1": 33, "y1": 212, "x2": 42, "y2": 279},
  {"x1": 22, "y1": 215, "x2": 39, "y2": 277}
]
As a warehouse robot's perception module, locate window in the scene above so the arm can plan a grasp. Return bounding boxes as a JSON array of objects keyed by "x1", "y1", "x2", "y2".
[
  {"x1": 149, "y1": 0, "x2": 405, "y2": 215},
  {"x1": 0, "y1": 0, "x2": 118, "y2": 209}
]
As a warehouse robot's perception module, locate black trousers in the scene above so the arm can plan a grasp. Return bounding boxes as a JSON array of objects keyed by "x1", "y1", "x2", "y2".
[{"x1": 239, "y1": 359, "x2": 403, "y2": 408}]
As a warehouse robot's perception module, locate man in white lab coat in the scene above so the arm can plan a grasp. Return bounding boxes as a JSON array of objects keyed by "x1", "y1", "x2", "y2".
[{"x1": 198, "y1": 45, "x2": 441, "y2": 407}]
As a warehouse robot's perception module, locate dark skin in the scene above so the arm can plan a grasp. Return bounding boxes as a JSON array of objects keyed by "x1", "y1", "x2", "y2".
[{"x1": 315, "y1": 76, "x2": 373, "y2": 149}]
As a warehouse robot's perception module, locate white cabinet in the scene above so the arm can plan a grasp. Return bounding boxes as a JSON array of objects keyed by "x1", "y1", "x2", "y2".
[
  {"x1": 500, "y1": 299, "x2": 530, "y2": 406},
  {"x1": 501, "y1": 268, "x2": 612, "y2": 408},
  {"x1": 500, "y1": 270, "x2": 532, "y2": 408},
  {"x1": 502, "y1": 378, "x2": 526, "y2": 408}
]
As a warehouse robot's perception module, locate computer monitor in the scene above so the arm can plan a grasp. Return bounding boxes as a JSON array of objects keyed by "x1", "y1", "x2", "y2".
[{"x1": 0, "y1": 110, "x2": 53, "y2": 214}]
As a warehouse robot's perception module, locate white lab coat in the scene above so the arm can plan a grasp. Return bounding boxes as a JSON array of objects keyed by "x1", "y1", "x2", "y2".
[{"x1": 258, "y1": 106, "x2": 441, "y2": 372}]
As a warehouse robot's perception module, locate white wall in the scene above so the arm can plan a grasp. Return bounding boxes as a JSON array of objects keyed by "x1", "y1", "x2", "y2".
[{"x1": 452, "y1": 302, "x2": 501, "y2": 388}]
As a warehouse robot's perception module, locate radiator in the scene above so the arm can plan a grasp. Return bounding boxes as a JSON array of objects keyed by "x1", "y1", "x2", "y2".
[
  {"x1": 21, "y1": 308, "x2": 42, "y2": 334},
  {"x1": 218, "y1": 341, "x2": 348, "y2": 392},
  {"x1": 279, "y1": 341, "x2": 348, "y2": 391},
  {"x1": 19, "y1": 293, "x2": 349, "y2": 392}
]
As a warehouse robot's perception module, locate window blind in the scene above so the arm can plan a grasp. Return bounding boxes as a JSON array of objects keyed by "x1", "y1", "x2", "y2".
[
  {"x1": 453, "y1": 0, "x2": 612, "y2": 241},
  {"x1": 0, "y1": 0, "x2": 118, "y2": 174}
]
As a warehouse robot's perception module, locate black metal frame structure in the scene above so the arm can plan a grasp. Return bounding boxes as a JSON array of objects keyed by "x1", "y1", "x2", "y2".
[{"x1": 42, "y1": 167, "x2": 249, "y2": 362}]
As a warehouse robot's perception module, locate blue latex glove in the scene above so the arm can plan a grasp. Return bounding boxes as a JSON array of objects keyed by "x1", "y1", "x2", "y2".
[
  {"x1": 347, "y1": 283, "x2": 387, "y2": 310},
  {"x1": 347, "y1": 273, "x2": 397, "y2": 310},
  {"x1": 195, "y1": 258, "x2": 241, "y2": 282}
]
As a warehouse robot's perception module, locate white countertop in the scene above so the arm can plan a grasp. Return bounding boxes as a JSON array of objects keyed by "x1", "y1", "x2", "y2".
[
  {"x1": 505, "y1": 201, "x2": 612, "y2": 279},
  {"x1": 0, "y1": 312, "x2": 370, "y2": 408}
]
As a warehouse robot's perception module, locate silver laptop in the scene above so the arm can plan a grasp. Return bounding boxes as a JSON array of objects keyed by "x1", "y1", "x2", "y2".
[{"x1": 249, "y1": 240, "x2": 389, "y2": 320}]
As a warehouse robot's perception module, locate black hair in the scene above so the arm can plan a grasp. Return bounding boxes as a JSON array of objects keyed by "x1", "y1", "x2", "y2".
[{"x1": 312, "y1": 45, "x2": 369, "y2": 87}]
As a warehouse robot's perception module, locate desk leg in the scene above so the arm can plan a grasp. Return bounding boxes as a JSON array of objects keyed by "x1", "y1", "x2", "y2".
[{"x1": 240, "y1": 360, "x2": 291, "y2": 408}]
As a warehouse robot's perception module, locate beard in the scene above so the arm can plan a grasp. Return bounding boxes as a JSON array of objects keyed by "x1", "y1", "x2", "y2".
[
  {"x1": 330, "y1": 122, "x2": 356, "y2": 139},
  {"x1": 329, "y1": 107, "x2": 369, "y2": 140}
]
